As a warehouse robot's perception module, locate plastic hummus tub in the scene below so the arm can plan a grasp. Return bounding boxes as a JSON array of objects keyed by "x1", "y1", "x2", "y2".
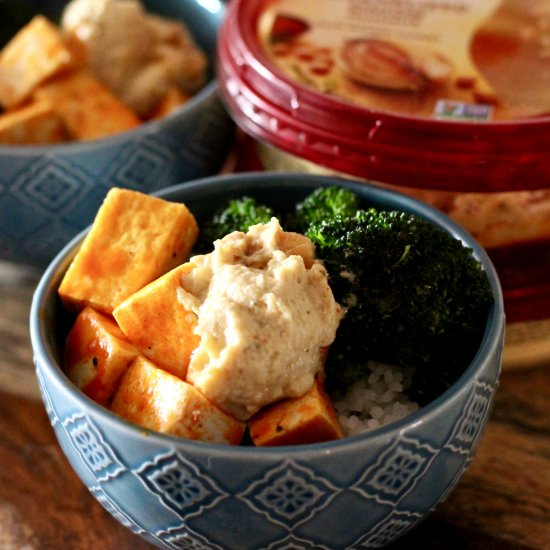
[{"x1": 217, "y1": 0, "x2": 550, "y2": 365}]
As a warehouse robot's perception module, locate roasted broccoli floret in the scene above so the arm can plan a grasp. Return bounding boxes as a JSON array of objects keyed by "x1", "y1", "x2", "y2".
[
  {"x1": 196, "y1": 196, "x2": 275, "y2": 252},
  {"x1": 287, "y1": 186, "x2": 361, "y2": 233},
  {"x1": 308, "y1": 208, "x2": 494, "y2": 404}
]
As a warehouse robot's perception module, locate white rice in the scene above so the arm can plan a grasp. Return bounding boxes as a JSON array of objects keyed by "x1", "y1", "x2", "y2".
[{"x1": 332, "y1": 361, "x2": 420, "y2": 437}]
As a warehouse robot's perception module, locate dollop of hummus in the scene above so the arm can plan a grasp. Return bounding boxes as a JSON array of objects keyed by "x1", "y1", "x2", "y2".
[
  {"x1": 181, "y1": 218, "x2": 343, "y2": 421},
  {"x1": 61, "y1": 0, "x2": 207, "y2": 116}
]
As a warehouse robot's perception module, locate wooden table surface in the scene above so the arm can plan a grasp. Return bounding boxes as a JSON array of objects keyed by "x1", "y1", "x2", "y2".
[{"x1": 0, "y1": 260, "x2": 549, "y2": 550}]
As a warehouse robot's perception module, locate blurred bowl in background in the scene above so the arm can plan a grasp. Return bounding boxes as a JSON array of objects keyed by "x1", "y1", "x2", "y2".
[
  {"x1": 30, "y1": 172, "x2": 505, "y2": 549},
  {"x1": 0, "y1": 0, "x2": 234, "y2": 269}
]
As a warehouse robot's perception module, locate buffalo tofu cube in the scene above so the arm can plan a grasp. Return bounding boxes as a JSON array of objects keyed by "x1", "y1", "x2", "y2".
[
  {"x1": 113, "y1": 262, "x2": 199, "y2": 380},
  {"x1": 33, "y1": 70, "x2": 140, "y2": 140},
  {"x1": 111, "y1": 357, "x2": 245, "y2": 444},
  {"x1": 0, "y1": 16, "x2": 76, "y2": 108},
  {"x1": 0, "y1": 101, "x2": 67, "y2": 144},
  {"x1": 58, "y1": 188, "x2": 199, "y2": 315},
  {"x1": 148, "y1": 86, "x2": 191, "y2": 119},
  {"x1": 248, "y1": 377, "x2": 343, "y2": 446},
  {"x1": 64, "y1": 306, "x2": 140, "y2": 406}
]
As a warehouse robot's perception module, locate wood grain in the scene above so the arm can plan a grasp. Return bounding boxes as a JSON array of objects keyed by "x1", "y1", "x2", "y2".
[
  {"x1": 431, "y1": 364, "x2": 550, "y2": 549},
  {"x1": 0, "y1": 264, "x2": 40, "y2": 400},
  {"x1": 0, "y1": 391, "x2": 154, "y2": 550},
  {"x1": 1, "y1": 261, "x2": 549, "y2": 549},
  {"x1": 0, "y1": 264, "x2": 152, "y2": 548}
]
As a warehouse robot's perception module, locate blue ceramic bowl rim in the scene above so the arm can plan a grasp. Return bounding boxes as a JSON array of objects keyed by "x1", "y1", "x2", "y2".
[
  {"x1": 30, "y1": 172, "x2": 505, "y2": 459},
  {"x1": 0, "y1": 0, "x2": 224, "y2": 156}
]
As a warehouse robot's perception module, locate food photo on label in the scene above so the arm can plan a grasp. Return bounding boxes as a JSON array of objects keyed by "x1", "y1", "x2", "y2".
[
  {"x1": 340, "y1": 38, "x2": 454, "y2": 93},
  {"x1": 30, "y1": 173, "x2": 504, "y2": 548},
  {"x1": 259, "y1": 0, "x2": 550, "y2": 119},
  {"x1": 258, "y1": 0, "x2": 502, "y2": 118}
]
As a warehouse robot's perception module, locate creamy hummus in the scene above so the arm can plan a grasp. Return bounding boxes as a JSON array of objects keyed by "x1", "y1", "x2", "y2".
[
  {"x1": 181, "y1": 218, "x2": 343, "y2": 421},
  {"x1": 61, "y1": 0, "x2": 207, "y2": 116}
]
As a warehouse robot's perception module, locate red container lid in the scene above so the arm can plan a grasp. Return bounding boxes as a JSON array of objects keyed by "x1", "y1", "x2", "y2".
[{"x1": 217, "y1": 0, "x2": 550, "y2": 192}]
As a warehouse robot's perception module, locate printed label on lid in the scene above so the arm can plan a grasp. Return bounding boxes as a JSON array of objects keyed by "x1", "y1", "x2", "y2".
[{"x1": 259, "y1": 0, "x2": 550, "y2": 121}]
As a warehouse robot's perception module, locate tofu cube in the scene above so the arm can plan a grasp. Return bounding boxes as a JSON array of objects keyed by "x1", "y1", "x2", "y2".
[
  {"x1": 0, "y1": 101, "x2": 67, "y2": 144},
  {"x1": 64, "y1": 307, "x2": 140, "y2": 406},
  {"x1": 0, "y1": 16, "x2": 77, "y2": 108},
  {"x1": 113, "y1": 262, "x2": 199, "y2": 380},
  {"x1": 58, "y1": 188, "x2": 199, "y2": 315},
  {"x1": 33, "y1": 69, "x2": 141, "y2": 140},
  {"x1": 148, "y1": 86, "x2": 191, "y2": 119},
  {"x1": 278, "y1": 231, "x2": 316, "y2": 268},
  {"x1": 248, "y1": 377, "x2": 343, "y2": 446},
  {"x1": 111, "y1": 356, "x2": 245, "y2": 444}
]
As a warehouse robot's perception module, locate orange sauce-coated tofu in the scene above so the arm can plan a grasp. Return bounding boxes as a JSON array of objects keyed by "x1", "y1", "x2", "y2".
[
  {"x1": 0, "y1": 15, "x2": 77, "y2": 108},
  {"x1": 148, "y1": 86, "x2": 191, "y2": 119},
  {"x1": 33, "y1": 69, "x2": 140, "y2": 140},
  {"x1": 64, "y1": 307, "x2": 140, "y2": 406},
  {"x1": 248, "y1": 376, "x2": 343, "y2": 446},
  {"x1": 58, "y1": 188, "x2": 199, "y2": 315},
  {"x1": 0, "y1": 101, "x2": 67, "y2": 144},
  {"x1": 111, "y1": 357, "x2": 245, "y2": 444},
  {"x1": 113, "y1": 262, "x2": 199, "y2": 380}
]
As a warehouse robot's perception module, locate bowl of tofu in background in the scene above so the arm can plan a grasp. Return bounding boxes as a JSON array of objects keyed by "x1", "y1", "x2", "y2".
[
  {"x1": 0, "y1": 0, "x2": 234, "y2": 269},
  {"x1": 30, "y1": 172, "x2": 505, "y2": 550}
]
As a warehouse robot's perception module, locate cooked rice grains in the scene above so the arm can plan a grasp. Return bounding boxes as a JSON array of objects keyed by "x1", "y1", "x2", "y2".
[{"x1": 332, "y1": 362, "x2": 419, "y2": 437}]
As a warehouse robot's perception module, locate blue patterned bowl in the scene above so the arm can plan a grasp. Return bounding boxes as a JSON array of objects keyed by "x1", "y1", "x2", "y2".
[
  {"x1": 0, "y1": 0, "x2": 233, "y2": 268},
  {"x1": 30, "y1": 173, "x2": 505, "y2": 549}
]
